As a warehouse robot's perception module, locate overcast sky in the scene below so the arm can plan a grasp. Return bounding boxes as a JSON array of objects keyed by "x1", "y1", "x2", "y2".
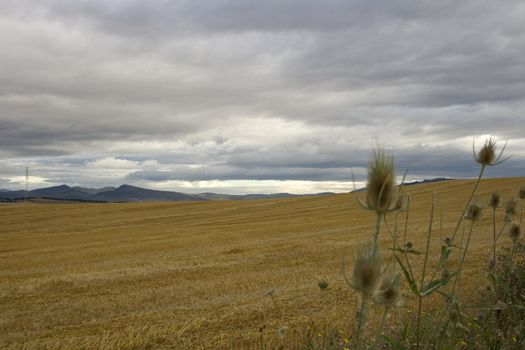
[{"x1": 1, "y1": 1, "x2": 524, "y2": 194}]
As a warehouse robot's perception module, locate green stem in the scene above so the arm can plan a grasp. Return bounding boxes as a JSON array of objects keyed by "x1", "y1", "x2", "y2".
[
  {"x1": 416, "y1": 296, "x2": 424, "y2": 350},
  {"x1": 496, "y1": 221, "x2": 509, "y2": 241},
  {"x1": 403, "y1": 195, "x2": 410, "y2": 247},
  {"x1": 355, "y1": 294, "x2": 369, "y2": 350},
  {"x1": 503, "y1": 241, "x2": 518, "y2": 300},
  {"x1": 374, "y1": 210, "x2": 382, "y2": 252},
  {"x1": 451, "y1": 165, "x2": 485, "y2": 242},
  {"x1": 436, "y1": 221, "x2": 475, "y2": 350},
  {"x1": 373, "y1": 307, "x2": 389, "y2": 350},
  {"x1": 392, "y1": 210, "x2": 399, "y2": 259},
  {"x1": 492, "y1": 208, "x2": 497, "y2": 264},
  {"x1": 450, "y1": 220, "x2": 475, "y2": 300},
  {"x1": 416, "y1": 193, "x2": 435, "y2": 350}
]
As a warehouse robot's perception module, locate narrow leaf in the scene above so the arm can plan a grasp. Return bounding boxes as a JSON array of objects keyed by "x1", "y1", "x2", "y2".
[
  {"x1": 394, "y1": 255, "x2": 419, "y2": 295},
  {"x1": 420, "y1": 272, "x2": 457, "y2": 296}
]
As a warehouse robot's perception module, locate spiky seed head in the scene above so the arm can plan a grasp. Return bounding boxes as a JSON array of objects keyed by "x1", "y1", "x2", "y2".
[
  {"x1": 444, "y1": 237, "x2": 452, "y2": 246},
  {"x1": 488, "y1": 192, "x2": 501, "y2": 209},
  {"x1": 375, "y1": 264, "x2": 402, "y2": 307},
  {"x1": 504, "y1": 198, "x2": 519, "y2": 216},
  {"x1": 351, "y1": 242, "x2": 382, "y2": 295},
  {"x1": 465, "y1": 201, "x2": 483, "y2": 221},
  {"x1": 406, "y1": 241, "x2": 413, "y2": 249},
  {"x1": 393, "y1": 194, "x2": 406, "y2": 212},
  {"x1": 519, "y1": 186, "x2": 525, "y2": 200},
  {"x1": 509, "y1": 222, "x2": 521, "y2": 241},
  {"x1": 441, "y1": 268, "x2": 450, "y2": 280},
  {"x1": 474, "y1": 138, "x2": 497, "y2": 166},
  {"x1": 366, "y1": 149, "x2": 395, "y2": 212},
  {"x1": 318, "y1": 280, "x2": 329, "y2": 290}
]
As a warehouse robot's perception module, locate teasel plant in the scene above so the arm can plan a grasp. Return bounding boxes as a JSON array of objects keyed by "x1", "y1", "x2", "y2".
[
  {"x1": 390, "y1": 192, "x2": 459, "y2": 350},
  {"x1": 519, "y1": 186, "x2": 525, "y2": 223},
  {"x1": 390, "y1": 137, "x2": 509, "y2": 349},
  {"x1": 487, "y1": 193, "x2": 516, "y2": 269},
  {"x1": 342, "y1": 137, "x2": 511, "y2": 350},
  {"x1": 433, "y1": 138, "x2": 510, "y2": 348},
  {"x1": 450, "y1": 137, "x2": 510, "y2": 244},
  {"x1": 489, "y1": 192, "x2": 501, "y2": 264},
  {"x1": 343, "y1": 148, "x2": 407, "y2": 350},
  {"x1": 503, "y1": 222, "x2": 522, "y2": 300},
  {"x1": 343, "y1": 242, "x2": 382, "y2": 350}
]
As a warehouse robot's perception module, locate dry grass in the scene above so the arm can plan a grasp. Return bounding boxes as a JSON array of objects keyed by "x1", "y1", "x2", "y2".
[{"x1": 1, "y1": 177, "x2": 523, "y2": 349}]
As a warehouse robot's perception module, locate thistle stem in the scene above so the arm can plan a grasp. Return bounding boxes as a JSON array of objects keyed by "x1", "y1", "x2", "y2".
[
  {"x1": 416, "y1": 193, "x2": 435, "y2": 350},
  {"x1": 451, "y1": 164, "x2": 485, "y2": 243},
  {"x1": 373, "y1": 307, "x2": 389, "y2": 350},
  {"x1": 355, "y1": 294, "x2": 369, "y2": 350},
  {"x1": 493, "y1": 208, "x2": 497, "y2": 263},
  {"x1": 374, "y1": 211, "x2": 382, "y2": 250},
  {"x1": 450, "y1": 220, "x2": 475, "y2": 300},
  {"x1": 504, "y1": 241, "x2": 518, "y2": 300}
]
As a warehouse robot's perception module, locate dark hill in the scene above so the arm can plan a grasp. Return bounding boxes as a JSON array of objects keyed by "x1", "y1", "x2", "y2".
[{"x1": 91, "y1": 184, "x2": 205, "y2": 202}]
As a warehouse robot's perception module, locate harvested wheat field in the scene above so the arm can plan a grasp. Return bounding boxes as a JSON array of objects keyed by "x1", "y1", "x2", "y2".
[{"x1": 1, "y1": 177, "x2": 524, "y2": 349}]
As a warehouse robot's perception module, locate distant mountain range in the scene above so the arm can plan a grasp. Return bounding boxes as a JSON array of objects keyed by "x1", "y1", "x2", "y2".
[{"x1": 0, "y1": 184, "x2": 334, "y2": 203}]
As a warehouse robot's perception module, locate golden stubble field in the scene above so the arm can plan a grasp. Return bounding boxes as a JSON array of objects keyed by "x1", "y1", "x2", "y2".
[{"x1": 1, "y1": 177, "x2": 524, "y2": 349}]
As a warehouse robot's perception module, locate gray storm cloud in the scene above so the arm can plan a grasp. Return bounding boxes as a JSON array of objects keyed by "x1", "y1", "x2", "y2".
[{"x1": 0, "y1": 0, "x2": 524, "y2": 192}]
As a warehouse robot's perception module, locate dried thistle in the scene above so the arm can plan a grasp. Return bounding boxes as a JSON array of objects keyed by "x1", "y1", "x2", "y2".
[
  {"x1": 375, "y1": 264, "x2": 402, "y2": 307},
  {"x1": 364, "y1": 148, "x2": 395, "y2": 212},
  {"x1": 318, "y1": 280, "x2": 329, "y2": 290},
  {"x1": 488, "y1": 192, "x2": 501, "y2": 209},
  {"x1": 519, "y1": 186, "x2": 525, "y2": 200},
  {"x1": 509, "y1": 222, "x2": 521, "y2": 241},
  {"x1": 464, "y1": 201, "x2": 483, "y2": 221},
  {"x1": 473, "y1": 137, "x2": 509, "y2": 167},
  {"x1": 351, "y1": 242, "x2": 382, "y2": 295},
  {"x1": 394, "y1": 194, "x2": 407, "y2": 212},
  {"x1": 504, "y1": 198, "x2": 518, "y2": 216}
]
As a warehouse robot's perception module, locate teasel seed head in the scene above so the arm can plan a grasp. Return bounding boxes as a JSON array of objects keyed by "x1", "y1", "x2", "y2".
[
  {"x1": 488, "y1": 192, "x2": 501, "y2": 209},
  {"x1": 351, "y1": 242, "x2": 382, "y2": 295},
  {"x1": 393, "y1": 194, "x2": 407, "y2": 212},
  {"x1": 519, "y1": 186, "x2": 525, "y2": 200},
  {"x1": 473, "y1": 137, "x2": 510, "y2": 167},
  {"x1": 504, "y1": 198, "x2": 519, "y2": 216},
  {"x1": 406, "y1": 241, "x2": 413, "y2": 250},
  {"x1": 365, "y1": 148, "x2": 395, "y2": 212},
  {"x1": 318, "y1": 280, "x2": 329, "y2": 290},
  {"x1": 375, "y1": 264, "x2": 402, "y2": 307},
  {"x1": 465, "y1": 201, "x2": 483, "y2": 221},
  {"x1": 474, "y1": 138, "x2": 497, "y2": 166},
  {"x1": 509, "y1": 222, "x2": 521, "y2": 241}
]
